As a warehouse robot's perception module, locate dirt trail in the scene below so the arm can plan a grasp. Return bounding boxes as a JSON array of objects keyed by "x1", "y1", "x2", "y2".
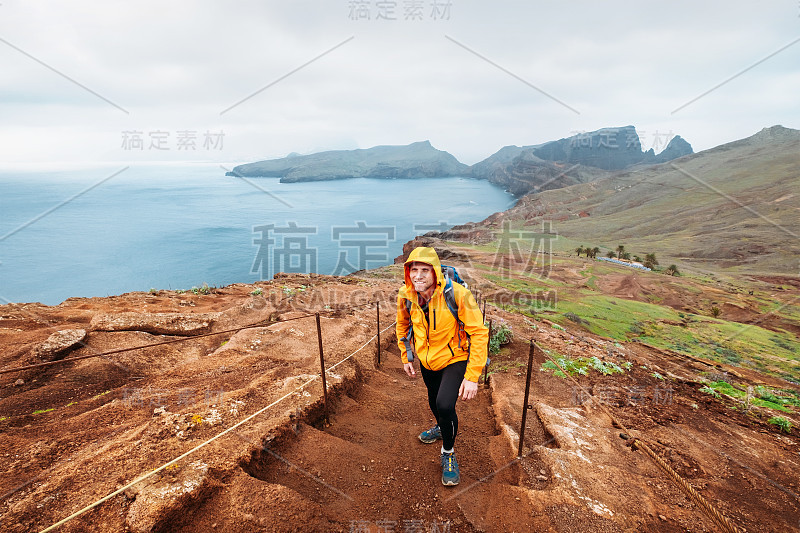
[{"x1": 184, "y1": 341, "x2": 542, "y2": 532}]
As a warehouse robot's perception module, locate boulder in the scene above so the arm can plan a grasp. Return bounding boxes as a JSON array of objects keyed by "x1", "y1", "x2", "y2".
[{"x1": 32, "y1": 329, "x2": 87, "y2": 361}]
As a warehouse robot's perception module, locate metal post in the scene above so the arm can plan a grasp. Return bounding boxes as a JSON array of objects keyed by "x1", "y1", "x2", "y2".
[
  {"x1": 518, "y1": 340, "x2": 535, "y2": 458},
  {"x1": 315, "y1": 312, "x2": 329, "y2": 425},
  {"x1": 376, "y1": 300, "x2": 381, "y2": 365},
  {"x1": 482, "y1": 299, "x2": 487, "y2": 320}
]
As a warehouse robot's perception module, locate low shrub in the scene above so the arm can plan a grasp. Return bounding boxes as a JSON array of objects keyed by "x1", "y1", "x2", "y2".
[
  {"x1": 768, "y1": 416, "x2": 793, "y2": 433},
  {"x1": 489, "y1": 321, "x2": 513, "y2": 355}
]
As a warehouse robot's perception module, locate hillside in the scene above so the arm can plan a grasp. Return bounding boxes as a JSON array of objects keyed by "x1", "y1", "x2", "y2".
[
  {"x1": 1, "y1": 242, "x2": 799, "y2": 532},
  {"x1": 226, "y1": 141, "x2": 469, "y2": 182},
  {"x1": 2, "y1": 126, "x2": 799, "y2": 532},
  {"x1": 458, "y1": 125, "x2": 800, "y2": 274}
]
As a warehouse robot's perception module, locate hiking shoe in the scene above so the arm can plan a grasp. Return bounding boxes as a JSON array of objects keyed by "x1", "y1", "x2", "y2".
[
  {"x1": 441, "y1": 451, "x2": 460, "y2": 486},
  {"x1": 418, "y1": 424, "x2": 442, "y2": 444}
]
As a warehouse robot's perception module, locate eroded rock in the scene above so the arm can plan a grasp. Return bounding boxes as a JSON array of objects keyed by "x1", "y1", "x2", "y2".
[
  {"x1": 125, "y1": 461, "x2": 214, "y2": 533},
  {"x1": 90, "y1": 312, "x2": 219, "y2": 335}
]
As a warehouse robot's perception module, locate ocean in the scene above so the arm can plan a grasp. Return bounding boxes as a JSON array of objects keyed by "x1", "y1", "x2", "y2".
[{"x1": 0, "y1": 164, "x2": 515, "y2": 305}]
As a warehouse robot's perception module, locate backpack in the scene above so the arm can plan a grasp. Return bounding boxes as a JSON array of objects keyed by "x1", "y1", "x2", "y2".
[{"x1": 401, "y1": 265, "x2": 472, "y2": 363}]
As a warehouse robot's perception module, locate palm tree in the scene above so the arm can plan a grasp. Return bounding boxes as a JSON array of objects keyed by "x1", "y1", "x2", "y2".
[
  {"x1": 575, "y1": 246, "x2": 584, "y2": 257},
  {"x1": 633, "y1": 255, "x2": 641, "y2": 262},
  {"x1": 621, "y1": 252, "x2": 631, "y2": 260},
  {"x1": 616, "y1": 245, "x2": 625, "y2": 259},
  {"x1": 591, "y1": 247, "x2": 600, "y2": 259},
  {"x1": 665, "y1": 264, "x2": 680, "y2": 276},
  {"x1": 643, "y1": 253, "x2": 658, "y2": 269},
  {"x1": 606, "y1": 251, "x2": 616, "y2": 258}
]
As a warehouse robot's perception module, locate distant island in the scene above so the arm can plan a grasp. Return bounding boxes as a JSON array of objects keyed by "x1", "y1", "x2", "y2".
[
  {"x1": 226, "y1": 140, "x2": 469, "y2": 182},
  {"x1": 227, "y1": 126, "x2": 694, "y2": 195}
]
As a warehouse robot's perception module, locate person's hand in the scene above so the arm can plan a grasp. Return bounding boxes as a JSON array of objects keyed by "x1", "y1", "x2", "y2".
[
  {"x1": 458, "y1": 378, "x2": 478, "y2": 400},
  {"x1": 403, "y1": 362, "x2": 416, "y2": 377}
]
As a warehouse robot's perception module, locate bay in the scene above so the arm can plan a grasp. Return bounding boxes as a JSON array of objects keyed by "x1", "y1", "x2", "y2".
[{"x1": 0, "y1": 164, "x2": 514, "y2": 305}]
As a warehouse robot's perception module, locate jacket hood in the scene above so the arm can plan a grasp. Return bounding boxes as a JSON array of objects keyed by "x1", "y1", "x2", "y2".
[{"x1": 403, "y1": 247, "x2": 442, "y2": 292}]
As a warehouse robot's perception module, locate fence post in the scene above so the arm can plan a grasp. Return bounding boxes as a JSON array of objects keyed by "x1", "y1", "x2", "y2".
[
  {"x1": 376, "y1": 300, "x2": 381, "y2": 365},
  {"x1": 518, "y1": 340, "x2": 535, "y2": 458},
  {"x1": 315, "y1": 312, "x2": 329, "y2": 425},
  {"x1": 484, "y1": 319, "x2": 493, "y2": 386}
]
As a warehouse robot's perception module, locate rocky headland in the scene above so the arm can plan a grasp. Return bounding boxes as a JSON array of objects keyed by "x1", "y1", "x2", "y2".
[{"x1": 226, "y1": 140, "x2": 469, "y2": 182}]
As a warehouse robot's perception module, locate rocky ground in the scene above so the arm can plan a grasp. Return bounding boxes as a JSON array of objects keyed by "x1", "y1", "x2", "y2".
[{"x1": 1, "y1": 247, "x2": 799, "y2": 532}]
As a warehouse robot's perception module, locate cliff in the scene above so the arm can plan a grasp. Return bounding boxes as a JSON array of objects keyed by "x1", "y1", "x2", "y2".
[{"x1": 471, "y1": 126, "x2": 694, "y2": 196}]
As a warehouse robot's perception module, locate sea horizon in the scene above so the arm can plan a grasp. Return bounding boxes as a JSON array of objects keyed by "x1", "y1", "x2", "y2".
[{"x1": 0, "y1": 165, "x2": 514, "y2": 305}]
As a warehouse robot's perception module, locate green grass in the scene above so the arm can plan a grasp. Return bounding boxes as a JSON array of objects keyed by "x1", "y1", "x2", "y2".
[
  {"x1": 543, "y1": 292, "x2": 799, "y2": 382},
  {"x1": 484, "y1": 272, "x2": 560, "y2": 291},
  {"x1": 486, "y1": 360, "x2": 527, "y2": 376},
  {"x1": 32, "y1": 408, "x2": 54, "y2": 415},
  {"x1": 474, "y1": 228, "x2": 799, "y2": 382},
  {"x1": 548, "y1": 294, "x2": 677, "y2": 340},
  {"x1": 699, "y1": 385, "x2": 721, "y2": 399},
  {"x1": 757, "y1": 386, "x2": 800, "y2": 407},
  {"x1": 700, "y1": 381, "x2": 795, "y2": 413}
]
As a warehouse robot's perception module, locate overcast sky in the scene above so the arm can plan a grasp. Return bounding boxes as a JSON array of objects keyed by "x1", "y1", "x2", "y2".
[{"x1": 1, "y1": 0, "x2": 798, "y2": 168}]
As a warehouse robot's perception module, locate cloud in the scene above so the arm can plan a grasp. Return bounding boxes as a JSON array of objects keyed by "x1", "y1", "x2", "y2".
[{"x1": 0, "y1": 0, "x2": 798, "y2": 166}]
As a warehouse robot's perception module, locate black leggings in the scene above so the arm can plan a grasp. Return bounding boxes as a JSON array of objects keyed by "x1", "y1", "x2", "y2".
[{"x1": 420, "y1": 360, "x2": 468, "y2": 451}]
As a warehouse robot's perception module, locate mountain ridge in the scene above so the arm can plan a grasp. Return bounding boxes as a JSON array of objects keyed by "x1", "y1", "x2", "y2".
[{"x1": 226, "y1": 126, "x2": 693, "y2": 187}]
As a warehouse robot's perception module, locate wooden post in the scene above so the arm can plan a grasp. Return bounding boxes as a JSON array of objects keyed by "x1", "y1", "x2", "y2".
[
  {"x1": 518, "y1": 340, "x2": 535, "y2": 458},
  {"x1": 484, "y1": 319, "x2": 493, "y2": 386},
  {"x1": 376, "y1": 300, "x2": 381, "y2": 365},
  {"x1": 315, "y1": 312, "x2": 329, "y2": 425}
]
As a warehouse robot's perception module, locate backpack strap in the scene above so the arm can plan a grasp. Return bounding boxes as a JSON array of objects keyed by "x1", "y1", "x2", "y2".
[
  {"x1": 400, "y1": 297, "x2": 416, "y2": 362},
  {"x1": 442, "y1": 274, "x2": 471, "y2": 354}
]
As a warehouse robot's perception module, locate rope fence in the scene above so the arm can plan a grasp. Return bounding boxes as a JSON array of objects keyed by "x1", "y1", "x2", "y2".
[
  {"x1": 1, "y1": 301, "x2": 386, "y2": 376},
  {"x1": 17, "y1": 288, "x2": 744, "y2": 532},
  {"x1": 32, "y1": 301, "x2": 395, "y2": 533}
]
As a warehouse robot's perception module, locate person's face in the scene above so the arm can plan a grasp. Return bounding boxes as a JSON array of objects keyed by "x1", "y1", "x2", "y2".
[{"x1": 409, "y1": 262, "x2": 435, "y2": 295}]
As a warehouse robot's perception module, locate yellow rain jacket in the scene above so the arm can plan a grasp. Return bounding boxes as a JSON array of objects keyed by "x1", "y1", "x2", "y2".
[{"x1": 396, "y1": 247, "x2": 489, "y2": 382}]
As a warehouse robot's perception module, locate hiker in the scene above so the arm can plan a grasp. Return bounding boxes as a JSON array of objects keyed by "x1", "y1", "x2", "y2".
[{"x1": 396, "y1": 246, "x2": 489, "y2": 486}]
